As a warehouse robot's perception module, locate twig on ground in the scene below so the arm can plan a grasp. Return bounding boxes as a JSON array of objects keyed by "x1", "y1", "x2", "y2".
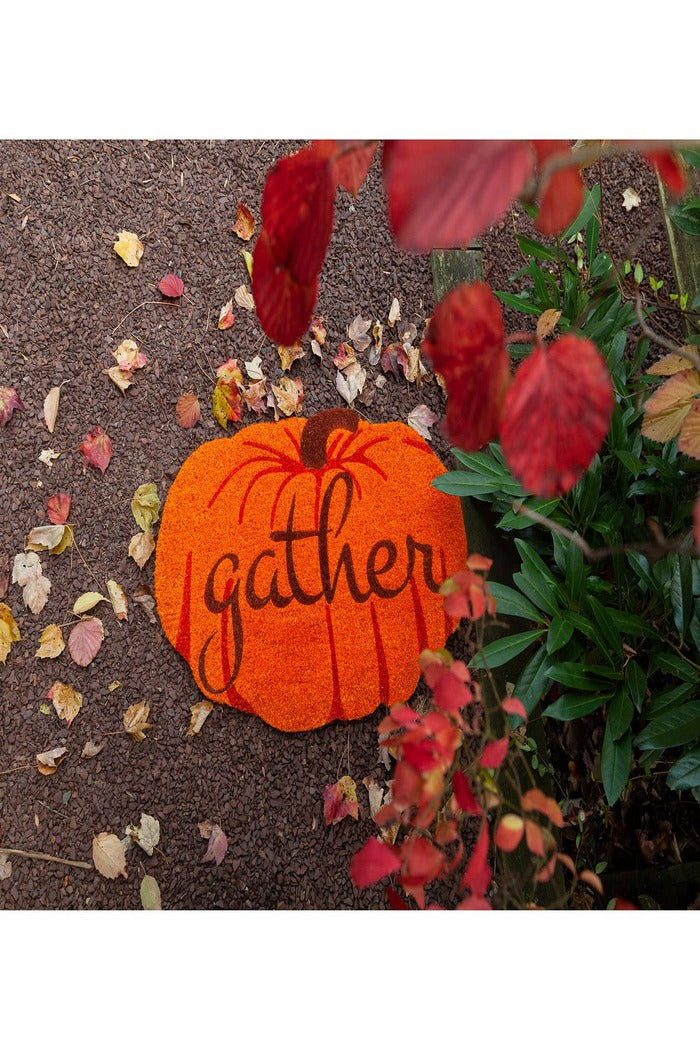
[
  {"x1": 0, "y1": 846, "x2": 92, "y2": 870},
  {"x1": 634, "y1": 291, "x2": 700, "y2": 367},
  {"x1": 112, "y1": 300, "x2": 179, "y2": 334}
]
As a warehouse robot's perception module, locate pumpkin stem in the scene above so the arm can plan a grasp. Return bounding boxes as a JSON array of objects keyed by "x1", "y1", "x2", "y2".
[{"x1": 300, "y1": 408, "x2": 360, "y2": 469}]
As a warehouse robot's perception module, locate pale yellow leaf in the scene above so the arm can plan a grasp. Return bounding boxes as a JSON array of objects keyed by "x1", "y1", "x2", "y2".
[
  {"x1": 73, "y1": 591, "x2": 108, "y2": 615},
  {"x1": 113, "y1": 230, "x2": 144, "y2": 267},
  {"x1": 642, "y1": 369, "x2": 700, "y2": 443},
  {"x1": 234, "y1": 285, "x2": 255, "y2": 311},
  {"x1": 35, "y1": 623, "x2": 65, "y2": 659},
  {"x1": 81, "y1": 739, "x2": 106, "y2": 759},
  {"x1": 35, "y1": 746, "x2": 68, "y2": 775},
  {"x1": 125, "y1": 813, "x2": 160, "y2": 856},
  {"x1": 678, "y1": 400, "x2": 700, "y2": 459},
  {"x1": 140, "y1": 874, "x2": 162, "y2": 909},
  {"x1": 244, "y1": 355, "x2": 264, "y2": 380},
  {"x1": 131, "y1": 483, "x2": 160, "y2": 532},
  {"x1": 92, "y1": 832, "x2": 127, "y2": 879},
  {"x1": 536, "y1": 309, "x2": 562, "y2": 342},
  {"x1": 128, "y1": 530, "x2": 155, "y2": 569},
  {"x1": 0, "y1": 853, "x2": 12, "y2": 881},
  {"x1": 26, "y1": 524, "x2": 73, "y2": 555},
  {"x1": 647, "y1": 351, "x2": 700, "y2": 375},
  {"x1": 106, "y1": 579, "x2": 128, "y2": 621},
  {"x1": 388, "y1": 297, "x2": 400, "y2": 327},
  {"x1": 43, "y1": 386, "x2": 61, "y2": 433},
  {"x1": 123, "y1": 699, "x2": 153, "y2": 741},
  {"x1": 271, "y1": 376, "x2": 304, "y2": 417},
  {"x1": 186, "y1": 700, "x2": 214, "y2": 737},
  {"x1": 38, "y1": 449, "x2": 60, "y2": 469},
  {"x1": 622, "y1": 187, "x2": 641, "y2": 211},
  {"x1": 104, "y1": 365, "x2": 133, "y2": 393},
  {"x1": 0, "y1": 603, "x2": 21, "y2": 664}
]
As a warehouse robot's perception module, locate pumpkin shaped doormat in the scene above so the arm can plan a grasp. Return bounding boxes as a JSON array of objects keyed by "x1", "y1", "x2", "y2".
[{"x1": 155, "y1": 408, "x2": 467, "y2": 732}]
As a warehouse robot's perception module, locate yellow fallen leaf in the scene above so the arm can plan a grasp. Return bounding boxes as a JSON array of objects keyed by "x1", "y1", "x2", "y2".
[
  {"x1": 271, "y1": 376, "x2": 304, "y2": 417},
  {"x1": 107, "y1": 579, "x2": 128, "y2": 621},
  {"x1": 278, "y1": 343, "x2": 305, "y2": 371},
  {"x1": 131, "y1": 483, "x2": 160, "y2": 532},
  {"x1": 113, "y1": 230, "x2": 144, "y2": 267},
  {"x1": 35, "y1": 623, "x2": 65, "y2": 659},
  {"x1": 73, "y1": 591, "x2": 108, "y2": 615},
  {"x1": 186, "y1": 700, "x2": 214, "y2": 737},
  {"x1": 128, "y1": 530, "x2": 155, "y2": 569},
  {"x1": 25, "y1": 523, "x2": 73, "y2": 556},
  {"x1": 0, "y1": 603, "x2": 21, "y2": 664},
  {"x1": 647, "y1": 350, "x2": 700, "y2": 376},
  {"x1": 123, "y1": 699, "x2": 153, "y2": 741},
  {"x1": 104, "y1": 365, "x2": 133, "y2": 393},
  {"x1": 47, "y1": 681, "x2": 83, "y2": 726},
  {"x1": 35, "y1": 746, "x2": 68, "y2": 775}
]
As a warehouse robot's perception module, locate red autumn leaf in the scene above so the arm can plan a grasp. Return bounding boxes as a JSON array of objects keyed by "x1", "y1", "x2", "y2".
[
  {"x1": 232, "y1": 203, "x2": 255, "y2": 241},
  {"x1": 175, "y1": 392, "x2": 201, "y2": 429},
  {"x1": 521, "y1": 787, "x2": 564, "y2": 828},
  {"x1": 642, "y1": 150, "x2": 687, "y2": 196},
  {"x1": 252, "y1": 229, "x2": 319, "y2": 346},
  {"x1": 202, "y1": 823, "x2": 228, "y2": 866},
  {"x1": 532, "y1": 140, "x2": 584, "y2": 235},
  {"x1": 524, "y1": 818, "x2": 545, "y2": 857},
  {"x1": 47, "y1": 492, "x2": 71, "y2": 525},
  {"x1": 501, "y1": 696, "x2": 527, "y2": 721},
  {"x1": 499, "y1": 335, "x2": 614, "y2": 498},
  {"x1": 322, "y1": 776, "x2": 359, "y2": 826},
  {"x1": 157, "y1": 273, "x2": 184, "y2": 298},
  {"x1": 68, "y1": 616, "x2": 104, "y2": 667},
  {"x1": 315, "y1": 139, "x2": 377, "y2": 196},
  {"x1": 380, "y1": 343, "x2": 409, "y2": 381},
  {"x1": 479, "y1": 737, "x2": 509, "y2": 769},
  {"x1": 440, "y1": 568, "x2": 496, "y2": 621},
  {"x1": 385, "y1": 886, "x2": 410, "y2": 910},
  {"x1": 382, "y1": 140, "x2": 535, "y2": 251},
  {"x1": 452, "y1": 769, "x2": 482, "y2": 816},
  {"x1": 0, "y1": 385, "x2": 24, "y2": 426},
  {"x1": 461, "y1": 818, "x2": 491, "y2": 897},
  {"x1": 79, "y1": 426, "x2": 113, "y2": 474},
  {"x1": 398, "y1": 836, "x2": 446, "y2": 907},
  {"x1": 350, "y1": 837, "x2": 401, "y2": 888},
  {"x1": 456, "y1": 895, "x2": 492, "y2": 910},
  {"x1": 535, "y1": 854, "x2": 558, "y2": 883},
  {"x1": 218, "y1": 300, "x2": 235, "y2": 330},
  {"x1": 494, "y1": 814, "x2": 525, "y2": 852},
  {"x1": 421, "y1": 281, "x2": 511, "y2": 451},
  {"x1": 578, "y1": 869, "x2": 604, "y2": 895},
  {"x1": 259, "y1": 144, "x2": 335, "y2": 285}
]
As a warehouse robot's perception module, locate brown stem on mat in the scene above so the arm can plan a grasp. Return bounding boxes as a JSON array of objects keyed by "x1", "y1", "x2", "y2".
[
  {"x1": 112, "y1": 300, "x2": 180, "y2": 334},
  {"x1": 0, "y1": 763, "x2": 32, "y2": 776},
  {"x1": 299, "y1": 408, "x2": 360, "y2": 469},
  {"x1": 0, "y1": 846, "x2": 92, "y2": 870}
]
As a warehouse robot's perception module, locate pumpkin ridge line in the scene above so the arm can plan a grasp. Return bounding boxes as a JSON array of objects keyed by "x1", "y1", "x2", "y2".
[{"x1": 208, "y1": 451, "x2": 291, "y2": 510}]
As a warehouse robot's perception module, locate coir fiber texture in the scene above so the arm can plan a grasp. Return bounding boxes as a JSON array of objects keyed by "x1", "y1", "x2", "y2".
[{"x1": 155, "y1": 408, "x2": 467, "y2": 731}]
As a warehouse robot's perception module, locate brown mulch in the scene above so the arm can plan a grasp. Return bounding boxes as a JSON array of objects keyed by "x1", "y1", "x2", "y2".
[{"x1": 0, "y1": 141, "x2": 684, "y2": 910}]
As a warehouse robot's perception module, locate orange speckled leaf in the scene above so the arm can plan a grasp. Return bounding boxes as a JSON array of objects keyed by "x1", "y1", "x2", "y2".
[
  {"x1": 678, "y1": 399, "x2": 700, "y2": 459},
  {"x1": 232, "y1": 203, "x2": 255, "y2": 241}
]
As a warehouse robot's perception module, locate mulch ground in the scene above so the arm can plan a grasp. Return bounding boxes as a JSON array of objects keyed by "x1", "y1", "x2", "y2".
[{"x1": 0, "y1": 141, "x2": 685, "y2": 909}]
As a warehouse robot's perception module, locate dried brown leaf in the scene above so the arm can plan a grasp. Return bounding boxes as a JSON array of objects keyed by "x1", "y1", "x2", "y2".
[
  {"x1": 186, "y1": 700, "x2": 214, "y2": 737},
  {"x1": 123, "y1": 699, "x2": 153, "y2": 742},
  {"x1": 43, "y1": 386, "x2": 61, "y2": 433},
  {"x1": 35, "y1": 746, "x2": 68, "y2": 775},
  {"x1": 35, "y1": 623, "x2": 64, "y2": 659},
  {"x1": 93, "y1": 832, "x2": 127, "y2": 878}
]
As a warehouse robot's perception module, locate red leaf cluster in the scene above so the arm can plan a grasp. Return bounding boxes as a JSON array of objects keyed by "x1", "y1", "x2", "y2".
[
  {"x1": 423, "y1": 283, "x2": 614, "y2": 497},
  {"x1": 439, "y1": 553, "x2": 496, "y2": 621},
  {"x1": 422, "y1": 281, "x2": 511, "y2": 450},
  {"x1": 79, "y1": 426, "x2": 113, "y2": 474}
]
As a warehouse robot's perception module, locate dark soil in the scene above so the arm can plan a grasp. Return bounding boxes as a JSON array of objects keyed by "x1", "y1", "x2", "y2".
[{"x1": 0, "y1": 141, "x2": 692, "y2": 910}]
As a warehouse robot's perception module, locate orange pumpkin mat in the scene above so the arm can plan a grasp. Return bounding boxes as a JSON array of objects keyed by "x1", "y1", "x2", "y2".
[{"x1": 155, "y1": 408, "x2": 467, "y2": 732}]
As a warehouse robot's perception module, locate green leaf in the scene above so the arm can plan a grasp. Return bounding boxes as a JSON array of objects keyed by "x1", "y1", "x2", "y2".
[
  {"x1": 513, "y1": 647, "x2": 553, "y2": 716},
  {"x1": 140, "y1": 874, "x2": 162, "y2": 910},
  {"x1": 625, "y1": 551, "x2": 655, "y2": 592},
  {"x1": 649, "y1": 651, "x2": 697, "y2": 683},
  {"x1": 586, "y1": 595, "x2": 624, "y2": 658},
  {"x1": 516, "y1": 234, "x2": 560, "y2": 262},
  {"x1": 667, "y1": 747, "x2": 700, "y2": 791},
  {"x1": 681, "y1": 149, "x2": 700, "y2": 169},
  {"x1": 488, "y1": 582, "x2": 544, "y2": 623},
  {"x1": 469, "y1": 629, "x2": 546, "y2": 671},
  {"x1": 542, "y1": 692, "x2": 608, "y2": 720},
  {"x1": 605, "y1": 609, "x2": 658, "y2": 640},
  {"x1": 497, "y1": 497, "x2": 563, "y2": 531},
  {"x1": 607, "y1": 689, "x2": 634, "y2": 740},
  {"x1": 546, "y1": 615, "x2": 575, "y2": 655},
  {"x1": 626, "y1": 661, "x2": 647, "y2": 713},
  {"x1": 634, "y1": 701, "x2": 700, "y2": 750},
  {"x1": 613, "y1": 449, "x2": 644, "y2": 478},
  {"x1": 646, "y1": 682, "x2": 697, "y2": 719},
  {"x1": 564, "y1": 536, "x2": 585, "y2": 603},
  {"x1": 601, "y1": 725, "x2": 632, "y2": 805},
  {"x1": 669, "y1": 204, "x2": 700, "y2": 237},
  {"x1": 546, "y1": 662, "x2": 613, "y2": 691},
  {"x1": 562, "y1": 184, "x2": 601, "y2": 240},
  {"x1": 513, "y1": 572, "x2": 560, "y2": 618},
  {"x1": 515, "y1": 539, "x2": 559, "y2": 589},
  {"x1": 493, "y1": 290, "x2": 542, "y2": 317},
  {"x1": 670, "y1": 553, "x2": 693, "y2": 640}
]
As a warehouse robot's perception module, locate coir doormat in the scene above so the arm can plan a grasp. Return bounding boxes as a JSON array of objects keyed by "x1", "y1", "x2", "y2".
[{"x1": 155, "y1": 407, "x2": 467, "y2": 732}]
